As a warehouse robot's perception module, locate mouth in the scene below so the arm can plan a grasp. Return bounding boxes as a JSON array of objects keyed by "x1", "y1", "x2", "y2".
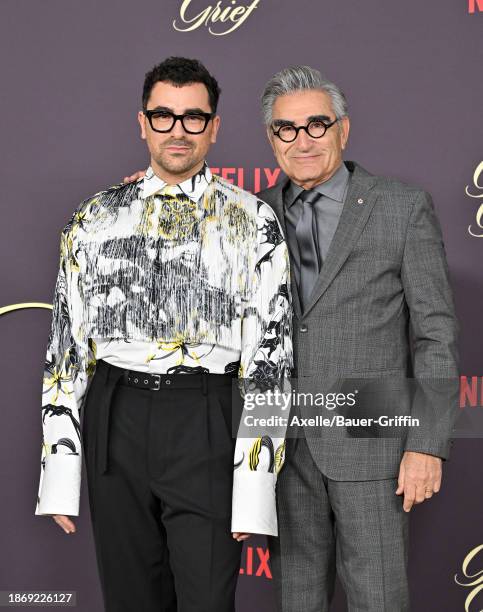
[
  {"x1": 165, "y1": 146, "x2": 191, "y2": 153},
  {"x1": 164, "y1": 142, "x2": 193, "y2": 153},
  {"x1": 292, "y1": 154, "x2": 321, "y2": 161}
]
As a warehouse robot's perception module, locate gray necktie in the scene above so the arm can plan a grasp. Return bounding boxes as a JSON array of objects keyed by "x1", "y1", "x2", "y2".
[{"x1": 295, "y1": 189, "x2": 322, "y2": 310}]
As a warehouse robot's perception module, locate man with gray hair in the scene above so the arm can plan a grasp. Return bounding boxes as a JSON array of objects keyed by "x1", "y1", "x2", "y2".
[{"x1": 258, "y1": 65, "x2": 459, "y2": 611}]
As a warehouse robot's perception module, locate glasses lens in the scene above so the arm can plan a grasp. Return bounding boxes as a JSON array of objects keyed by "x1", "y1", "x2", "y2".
[
  {"x1": 307, "y1": 120, "x2": 328, "y2": 138},
  {"x1": 277, "y1": 125, "x2": 297, "y2": 142},
  {"x1": 278, "y1": 125, "x2": 297, "y2": 142},
  {"x1": 182, "y1": 113, "x2": 208, "y2": 133},
  {"x1": 149, "y1": 111, "x2": 175, "y2": 131}
]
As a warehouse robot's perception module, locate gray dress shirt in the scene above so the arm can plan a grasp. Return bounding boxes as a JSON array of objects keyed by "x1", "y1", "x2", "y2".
[{"x1": 283, "y1": 162, "x2": 351, "y2": 307}]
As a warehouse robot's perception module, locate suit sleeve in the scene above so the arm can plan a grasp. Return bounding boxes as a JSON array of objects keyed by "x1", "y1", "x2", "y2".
[
  {"x1": 231, "y1": 201, "x2": 293, "y2": 536},
  {"x1": 400, "y1": 190, "x2": 459, "y2": 460},
  {"x1": 35, "y1": 228, "x2": 92, "y2": 516}
]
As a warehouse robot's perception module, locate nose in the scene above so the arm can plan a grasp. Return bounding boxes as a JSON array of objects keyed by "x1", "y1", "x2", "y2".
[
  {"x1": 171, "y1": 118, "x2": 186, "y2": 138},
  {"x1": 294, "y1": 128, "x2": 312, "y2": 149}
]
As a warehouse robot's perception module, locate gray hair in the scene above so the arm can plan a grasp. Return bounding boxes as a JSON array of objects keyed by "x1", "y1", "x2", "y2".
[{"x1": 261, "y1": 65, "x2": 348, "y2": 126}]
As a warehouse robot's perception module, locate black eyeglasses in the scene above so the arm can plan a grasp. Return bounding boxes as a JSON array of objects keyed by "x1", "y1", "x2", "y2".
[
  {"x1": 271, "y1": 118, "x2": 339, "y2": 143},
  {"x1": 143, "y1": 109, "x2": 215, "y2": 134}
]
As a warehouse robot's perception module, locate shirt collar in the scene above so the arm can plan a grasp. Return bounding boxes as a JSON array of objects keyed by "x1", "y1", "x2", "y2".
[
  {"x1": 141, "y1": 162, "x2": 212, "y2": 203},
  {"x1": 285, "y1": 162, "x2": 350, "y2": 209}
]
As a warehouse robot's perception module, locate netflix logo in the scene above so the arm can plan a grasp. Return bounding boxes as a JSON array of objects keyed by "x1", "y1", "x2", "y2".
[
  {"x1": 468, "y1": 0, "x2": 483, "y2": 12},
  {"x1": 239, "y1": 545, "x2": 272, "y2": 579},
  {"x1": 209, "y1": 167, "x2": 281, "y2": 194},
  {"x1": 460, "y1": 376, "x2": 483, "y2": 407}
]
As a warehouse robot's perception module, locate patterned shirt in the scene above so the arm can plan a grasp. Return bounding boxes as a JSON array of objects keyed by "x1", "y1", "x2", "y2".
[{"x1": 35, "y1": 163, "x2": 293, "y2": 536}]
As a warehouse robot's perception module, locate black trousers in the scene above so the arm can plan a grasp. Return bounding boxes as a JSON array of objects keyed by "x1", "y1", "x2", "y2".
[{"x1": 81, "y1": 359, "x2": 243, "y2": 612}]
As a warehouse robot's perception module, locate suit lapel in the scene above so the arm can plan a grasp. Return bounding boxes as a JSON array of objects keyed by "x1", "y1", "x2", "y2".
[
  {"x1": 261, "y1": 178, "x2": 303, "y2": 319},
  {"x1": 301, "y1": 163, "x2": 378, "y2": 319}
]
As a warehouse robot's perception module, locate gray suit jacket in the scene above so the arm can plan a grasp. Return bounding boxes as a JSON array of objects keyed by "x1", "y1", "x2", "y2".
[{"x1": 258, "y1": 160, "x2": 459, "y2": 481}]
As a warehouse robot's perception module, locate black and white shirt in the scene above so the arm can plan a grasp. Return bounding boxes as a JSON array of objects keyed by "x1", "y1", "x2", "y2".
[{"x1": 35, "y1": 163, "x2": 293, "y2": 536}]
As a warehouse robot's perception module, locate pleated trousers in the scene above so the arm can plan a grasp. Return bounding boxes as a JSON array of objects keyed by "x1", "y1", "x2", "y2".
[{"x1": 81, "y1": 358, "x2": 243, "y2": 612}]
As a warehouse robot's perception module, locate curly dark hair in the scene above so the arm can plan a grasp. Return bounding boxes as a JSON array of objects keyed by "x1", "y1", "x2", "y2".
[{"x1": 142, "y1": 57, "x2": 221, "y2": 112}]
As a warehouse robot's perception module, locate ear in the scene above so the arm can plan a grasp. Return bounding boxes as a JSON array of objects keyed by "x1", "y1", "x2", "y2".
[
  {"x1": 339, "y1": 116, "x2": 350, "y2": 150},
  {"x1": 137, "y1": 111, "x2": 147, "y2": 140},
  {"x1": 266, "y1": 126, "x2": 276, "y2": 152},
  {"x1": 209, "y1": 114, "x2": 221, "y2": 144}
]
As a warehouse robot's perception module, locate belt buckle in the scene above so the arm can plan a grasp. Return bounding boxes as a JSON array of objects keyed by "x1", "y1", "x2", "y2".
[{"x1": 150, "y1": 374, "x2": 161, "y2": 391}]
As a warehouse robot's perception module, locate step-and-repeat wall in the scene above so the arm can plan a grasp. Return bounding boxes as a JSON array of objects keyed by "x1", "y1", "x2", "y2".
[{"x1": 0, "y1": 1, "x2": 481, "y2": 611}]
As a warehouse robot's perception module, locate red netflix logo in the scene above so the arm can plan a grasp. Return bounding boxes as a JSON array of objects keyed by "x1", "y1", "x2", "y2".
[
  {"x1": 210, "y1": 167, "x2": 281, "y2": 193},
  {"x1": 460, "y1": 376, "x2": 483, "y2": 407},
  {"x1": 468, "y1": 0, "x2": 483, "y2": 12},
  {"x1": 239, "y1": 546, "x2": 272, "y2": 579}
]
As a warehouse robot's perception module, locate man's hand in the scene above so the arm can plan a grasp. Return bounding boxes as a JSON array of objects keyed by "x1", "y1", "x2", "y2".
[
  {"x1": 232, "y1": 532, "x2": 251, "y2": 542},
  {"x1": 52, "y1": 514, "x2": 76, "y2": 534},
  {"x1": 122, "y1": 170, "x2": 146, "y2": 184},
  {"x1": 396, "y1": 450, "x2": 443, "y2": 512}
]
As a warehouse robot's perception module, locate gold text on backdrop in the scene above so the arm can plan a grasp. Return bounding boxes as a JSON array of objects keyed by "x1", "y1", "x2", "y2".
[
  {"x1": 454, "y1": 544, "x2": 483, "y2": 612},
  {"x1": 0, "y1": 303, "x2": 52, "y2": 316},
  {"x1": 466, "y1": 161, "x2": 483, "y2": 238},
  {"x1": 173, "y1": 0, "x2": 260, "y2": 35}
]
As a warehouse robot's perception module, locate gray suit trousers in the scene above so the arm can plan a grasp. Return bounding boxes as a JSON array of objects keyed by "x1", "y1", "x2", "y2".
[{"x1": 269, "y1": 435, "x2": 410, "y2": 612}]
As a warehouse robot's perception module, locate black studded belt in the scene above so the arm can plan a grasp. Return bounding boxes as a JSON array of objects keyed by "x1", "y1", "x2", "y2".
[
  {"x1": 95, "y1": 358, "x2": 237, "y2": 394},
  {"x1": 124, "y1": 369, "x2": 175, "y2": 391},
  {"x1": 121, "y1": 367, "x2": 237, "y2": 391}
]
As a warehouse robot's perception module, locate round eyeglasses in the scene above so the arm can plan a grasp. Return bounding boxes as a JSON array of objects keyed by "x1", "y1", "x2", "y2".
[
  {"x1": 271, "y1": 118, "x2": 339, "y2": 143},
  {"x1": 143, "y1": 109, "x2": 215, "y2": 134}
]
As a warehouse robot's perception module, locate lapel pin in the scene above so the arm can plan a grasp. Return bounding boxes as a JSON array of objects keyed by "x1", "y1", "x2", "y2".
[{"x1": 357, "y1": 198, "x2": 364, "y2": 204}]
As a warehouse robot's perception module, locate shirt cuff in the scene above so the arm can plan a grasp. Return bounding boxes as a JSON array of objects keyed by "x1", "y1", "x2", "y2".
[
  {"x1": 231, "y1": 470, "x2": 278, "y2": 536},
  {"x1": 35, "y1": 453, "x2": 81, "y2": 516}
]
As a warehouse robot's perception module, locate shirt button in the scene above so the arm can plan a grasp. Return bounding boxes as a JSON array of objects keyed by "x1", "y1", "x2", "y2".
[
  {"x1": 300, "y1": 324, "x2": 308, "y2": 333},
  {"x1": 165, "y1": 379, "x2": 171, "y2": 385}
]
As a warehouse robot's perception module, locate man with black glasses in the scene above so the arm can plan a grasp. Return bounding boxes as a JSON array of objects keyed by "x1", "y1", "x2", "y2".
[
  {"x1": 35, "y1": 57, "x2": 292, "y2": 612},
  {"x1": 258, "y1": 65, "x2": 459, "y2": 612}
]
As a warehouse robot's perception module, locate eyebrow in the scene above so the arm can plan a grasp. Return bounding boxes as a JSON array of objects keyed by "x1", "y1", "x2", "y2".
[
  {"x1": 308, "y1": 114, "x2": 332, "y2": 122},
  {"x1": 272, "y1": 114, "x2": 332, "y2": 126},
  {"x1": 147, "y1": 105, "x2": 210, "y2": 114}
]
